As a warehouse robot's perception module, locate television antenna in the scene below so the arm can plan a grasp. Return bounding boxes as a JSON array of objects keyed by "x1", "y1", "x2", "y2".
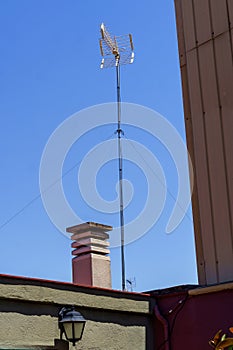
[
  {"x1": 99, "y1": 23, "x2": 134, "y2": 291},
  {"x1": 126, "y1": 277, "x2": 136, "y2": 292}
]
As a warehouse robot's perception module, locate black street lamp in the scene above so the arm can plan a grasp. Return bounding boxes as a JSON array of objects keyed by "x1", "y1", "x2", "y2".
[{"x1": 58, "y1": 306, "x2": 86, "y2": 346}]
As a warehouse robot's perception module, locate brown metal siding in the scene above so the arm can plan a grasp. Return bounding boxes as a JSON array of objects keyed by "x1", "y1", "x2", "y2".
[
  {"x1": 174, "y1": 0, "x2": 207, "y2": 284},
  {"x1": 210, "y1": 0, "x2": 229, "y2": 36},
  {"x1": 187, "y1": 48, "x2": 218, "y2": 284},
  {"x1": 174, "y1": 0, "x2": 233, "y2": 284},
  {"x1": 228, "y1": 0, "x2": 233, "y2": 28},
  {"x1": 193, "y1": 0, "x2": 212, "y2": 45},
  {"x1": 181, "y1": 1, "x2": 196, "y2": 51},
  {"x1": 217, "y1": 31, "x2": 233, "y2": 238}
]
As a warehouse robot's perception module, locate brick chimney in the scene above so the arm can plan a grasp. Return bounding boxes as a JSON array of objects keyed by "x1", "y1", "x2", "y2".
[{"x1": 66, "y1": 222, "x2": 112, "y2": 289}]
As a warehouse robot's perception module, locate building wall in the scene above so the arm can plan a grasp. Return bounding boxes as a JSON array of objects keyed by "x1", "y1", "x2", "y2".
[
  {"x1": 174, "y1": 0, "x2": 233, "y2": 285},
  {"x1": 0, "y1": 275, "x2": 154, "y2": 350},
  {"x1": 2, "y1": 275, "x2": 233, "y2": 349}
]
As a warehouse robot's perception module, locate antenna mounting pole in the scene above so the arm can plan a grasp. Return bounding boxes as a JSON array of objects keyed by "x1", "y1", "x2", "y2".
[
  {"x1": 99, "y1": 23, "x2": 134, "y2": 291},
  {"x1": 116, "y1": 61, "x2": 126, "y2": 291}
]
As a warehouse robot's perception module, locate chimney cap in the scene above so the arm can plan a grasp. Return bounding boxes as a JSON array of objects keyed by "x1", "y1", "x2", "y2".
[{"x1": 66, "y1": 222, "x2": 113, "y2": 235}]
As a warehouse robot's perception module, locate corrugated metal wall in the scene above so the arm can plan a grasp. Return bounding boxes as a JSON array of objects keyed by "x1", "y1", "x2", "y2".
[{"x1": 174, "y1": 0, "x2": 233, "y2": 284}]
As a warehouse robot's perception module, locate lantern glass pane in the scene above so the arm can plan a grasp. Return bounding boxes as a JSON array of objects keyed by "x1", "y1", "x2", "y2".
[{"x1": 64, "y1": 322, "x2": 84, "y2": 341}]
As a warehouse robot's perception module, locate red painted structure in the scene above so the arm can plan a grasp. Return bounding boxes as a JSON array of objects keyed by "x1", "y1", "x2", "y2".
[{"x1": 151, "y1": 283, "x2": 233, "y2": 350}]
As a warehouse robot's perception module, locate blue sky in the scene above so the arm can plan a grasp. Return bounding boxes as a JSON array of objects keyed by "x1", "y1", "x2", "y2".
[{"x1": 0, "y1": 0, "x2": 198, "y2": 291}]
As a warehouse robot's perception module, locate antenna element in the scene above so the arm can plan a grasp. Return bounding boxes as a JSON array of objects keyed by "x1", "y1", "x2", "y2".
[{"x1": 99, "y1": 23, "x2": 134, "y2": 69}]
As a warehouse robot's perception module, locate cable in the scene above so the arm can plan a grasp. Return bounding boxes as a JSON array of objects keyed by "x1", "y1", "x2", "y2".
[
  {"x1": 122, "y1": 132, "x2": 194, "y2": 224},
  {"x1": 156, "y1": 295, "x2": 189, "y2": 350},
  {"x1": 157, "y1": 339, "x2": 169, "y2": 350},
  {"x1": 169, "y1": 294, "x2": 189, "y2": 337},
  {"x1": 0, "y1": 132, "x2": 115, "y2": 232},
  {"x1": 0, "y1": 194, "x2": 42, "y2": 231}
]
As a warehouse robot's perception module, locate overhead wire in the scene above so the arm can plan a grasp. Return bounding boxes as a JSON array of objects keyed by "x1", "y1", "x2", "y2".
[
  {"x1": 0, "y1": 132, "x2": 115, "y2": 232},
  {"x1": 122, "y1": 132, "x2": 194, "y2": 224},
  {"x1": 1, "y1": 128, "x2": 194, "y2": 230}
]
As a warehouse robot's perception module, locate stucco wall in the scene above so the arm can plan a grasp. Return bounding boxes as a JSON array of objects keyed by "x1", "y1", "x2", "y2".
[{"x1": 0, "y1": 275, "x2": 154, "y2": 350}]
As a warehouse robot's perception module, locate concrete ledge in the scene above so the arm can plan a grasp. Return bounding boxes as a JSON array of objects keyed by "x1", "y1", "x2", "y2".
[
  {"x1": 0, "y1": 283, "x2": 150, "y2": 314},
  {"x1": 188, "y1": 282, "x2": 233, "y2": 296}
]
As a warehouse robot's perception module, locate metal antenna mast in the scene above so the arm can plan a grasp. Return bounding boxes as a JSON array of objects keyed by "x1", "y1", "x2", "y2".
[{"x1": 99, "y1": 23, "x2": 134, "y2": 291}]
